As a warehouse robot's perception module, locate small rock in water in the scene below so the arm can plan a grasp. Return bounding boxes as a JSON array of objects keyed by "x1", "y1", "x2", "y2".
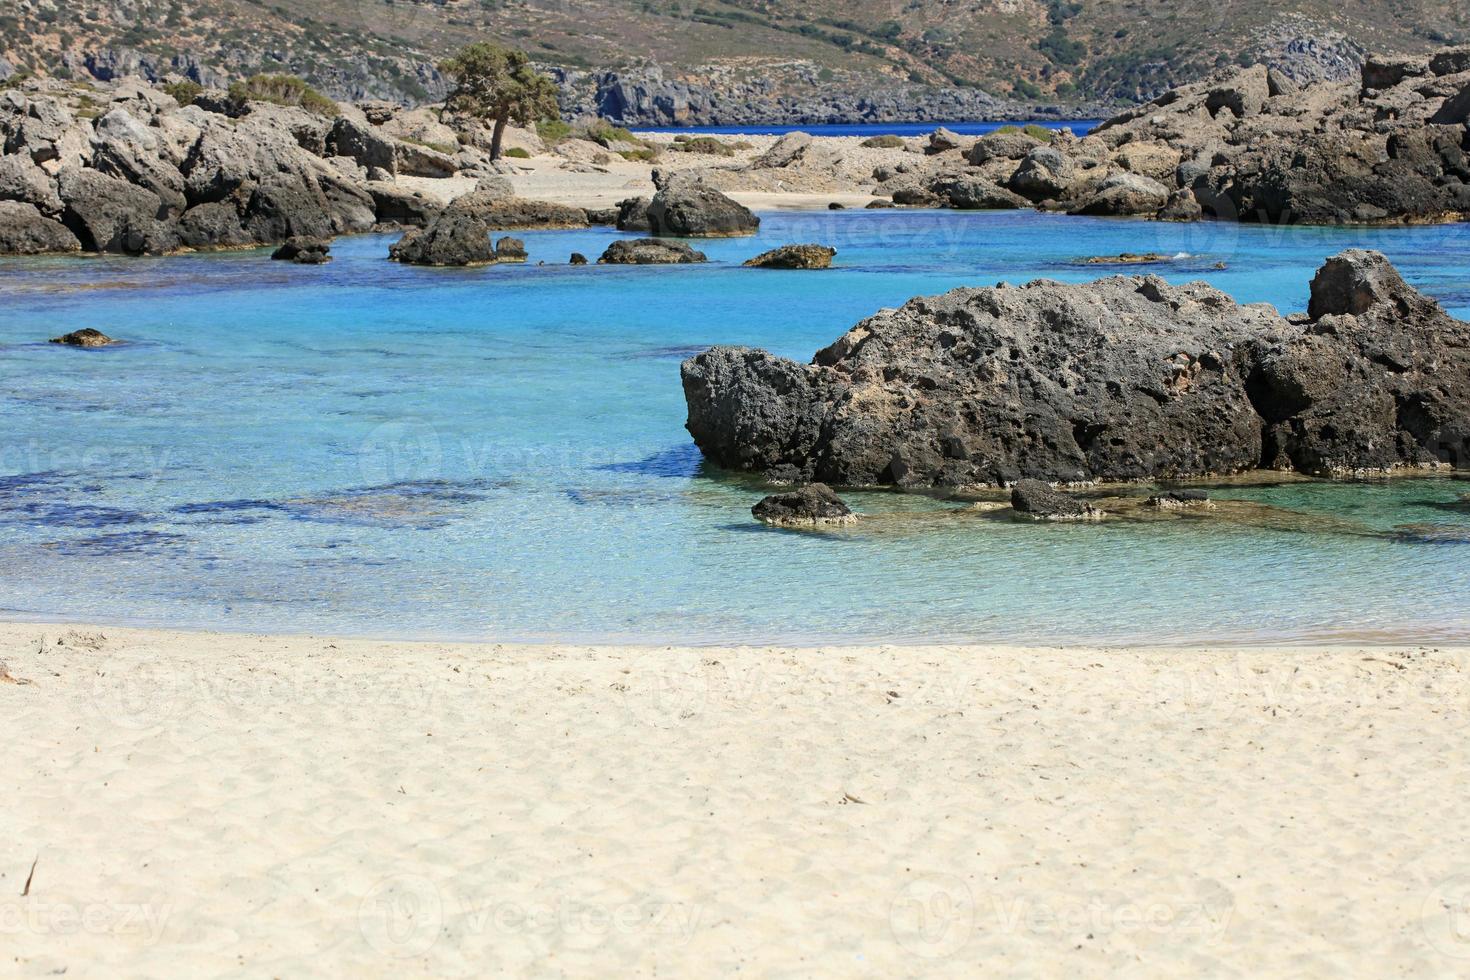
[
  {"x1": 494, "y1": 236, "x2": 527, "y2": 263},
  {"x1": 49, "y1": 328, "x2": 115, "y2": 348},
  {"x1": 598, "y1": 239, "x2": 708, "y2": 265},
  {"x1": 865, "y1": 199, "x2": 896, "y2": 209},
  {"x1": 569, "y1": 252, "x2": 588, "y2": 265},
  {"x1": 1077, "y1": 252, "x2": 1172, "y2": 266},
  {"x1": 743, "y1": 244, "x2": 836, "y2": 269},
  {"x1": 1010, "y1": 480, "x2": 1103, "y2": 521},
  {"x1": 752, "y1": 484, "x2": 857, "y2": 527},
  {"x1": 827, "y1": 202, "x2": 846, "y2": 210},
  {"x1": 271, "y1": 237, "x2": 332, "y2": 264},
  {"x1": 1146, "y1": 490, "x2": 1213, "y2": 509}
]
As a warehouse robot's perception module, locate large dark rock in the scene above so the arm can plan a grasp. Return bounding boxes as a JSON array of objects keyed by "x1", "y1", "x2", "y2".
[
  {"x1": 682, "y1": 251, "x2": 1470, "y2": 487},
  {"x1": 751, "y1": 484, "x2": 857, "y2": 527},
  {"x1": 743, "y1": 244, "x2": 835, "y2": 269},
  {"x1": 389, "y1": 206, "x2": 494, "y2": 267},
  {"x1": 646, "y1": 174, "x2": 758, "y2": 237},
  {"x1": 598, "y1": 239, "x2": 707, "y2": 264},
  {"x1": 176, "y1": 201, "x2": 253, "y2": 250},
  {"x1": 0, "y1": 201, "x2": 81, "y2": 254}
]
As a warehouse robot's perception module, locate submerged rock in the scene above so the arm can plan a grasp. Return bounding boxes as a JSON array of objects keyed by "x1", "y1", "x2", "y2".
[
  {"x1": 681, "y1": 251, "x2": 1470, "y2": 488},
  {"x1": 752, "y1": 484, "x2": 857, "y2": 527},
  {"x1": 598, "y1": 239, "x2": 708, "y2": 264},
  {"x1": 271, "y1": 237, "x2": 332, "y2": 264},
  {"x1": 49, "y1": 328, "x2": 114, "y2": 348},
  {"x1": 1010, "y1": 480, "x2": 1103, "y2": 521},
  {"x1": 743, "y1": 244, "x2": 836, "y2": 269},
  {"x1": 1146, "y1": 490, "x2": 1213, "y2": 509}
]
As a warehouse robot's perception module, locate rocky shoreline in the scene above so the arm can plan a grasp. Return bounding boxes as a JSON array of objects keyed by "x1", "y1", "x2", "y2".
[
  {"x1": 0, "y1": 43, "x2": 1467, "y2": 258},
  {"x1": 682, "y1": 250, "x2": 1470, "y2": 489}
]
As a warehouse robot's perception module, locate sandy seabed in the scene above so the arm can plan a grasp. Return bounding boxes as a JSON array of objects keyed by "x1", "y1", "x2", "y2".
[{"x1": 4, "y1": 621, "x2": 1470, "y2": 976}]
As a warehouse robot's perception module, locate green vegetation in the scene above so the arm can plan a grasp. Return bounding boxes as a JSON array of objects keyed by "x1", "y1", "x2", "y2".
[
  {"x1": 618, "y1": 148, "x2": 659, "y2": 162},
  {"x1": 670, "y1": 135, "x2": 737, "y2": 155},
  {"x1": 536, "y1": 117, "x2": 572, "y2": 143},
  {"x1": 993, "y1": 124, "x2": 1057, "y2": 142},
  {"x1": 860, "y1": 134, "x2": 906, "y2": 148},
  {"x1": 163, "y1": 80, "x2": 203, "y2": 106},
  {"x1": 503, "y1": 146, "x2": 531, "y2": 158},
  {"x1": 228, "y1": 74, "x2": 337, "y2": 116},
  {"x1": 440, "y1": 42, "x2": 558, "y2": 161}
]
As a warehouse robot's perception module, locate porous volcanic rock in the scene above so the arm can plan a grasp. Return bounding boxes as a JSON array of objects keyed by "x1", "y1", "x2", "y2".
[
  {"x1": 681, "y1": 251, "x2": 1470, "y2": 487},
  {"x1": 598, "y1": 239, "x2": 708, "y2": 264},
  {"x1": 646, "y1": 173, "x2": 758, "y2": 237},
  {"x1": 1010, "y1": 480, "x2": 1103, "y2": 521},
  {"x1": 751, "y1": 484, "x2": 857, "y2": 527},
  {"x1": 743, "y1": 244, "x2": 836, "y2": 269},
  {"x1": 49, "y1": 328, "x2": 114, "y2": 347}
]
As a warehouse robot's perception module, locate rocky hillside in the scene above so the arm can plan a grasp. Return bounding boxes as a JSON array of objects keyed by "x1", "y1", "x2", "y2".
[{"x1": 1, "y1": 0, "x2": 1466, "y2": 120}]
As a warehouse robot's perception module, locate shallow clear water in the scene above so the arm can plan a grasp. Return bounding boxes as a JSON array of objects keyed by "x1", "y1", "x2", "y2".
[
  {"x1": 2, "y1": 210, "x2": 1469, "y2": 645},
  {"x1": 638, "y1": 120, "x2": 1101, "y2": 137}
]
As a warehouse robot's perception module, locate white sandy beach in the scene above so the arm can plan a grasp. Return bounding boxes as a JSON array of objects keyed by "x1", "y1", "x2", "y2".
[{"x1": 5, "y1": 622, "x2": 1470, "y2": 976}]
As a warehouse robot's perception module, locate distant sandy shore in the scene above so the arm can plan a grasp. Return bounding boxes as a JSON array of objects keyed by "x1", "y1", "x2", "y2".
[{"x1": 5, "y1": 621, "x2": 1470, "y2": 975}]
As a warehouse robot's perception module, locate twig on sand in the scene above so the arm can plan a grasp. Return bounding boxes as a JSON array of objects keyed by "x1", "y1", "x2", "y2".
[{"x1": 22, "y1": 856, "x2": 37, "y2": 897}]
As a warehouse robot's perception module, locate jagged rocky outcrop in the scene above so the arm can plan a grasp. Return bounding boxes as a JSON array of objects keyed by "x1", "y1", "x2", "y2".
[
  {"x1": 854, "y1": 44, "x2": 1470, "y2": 225},
  {"x1": 0, "y1": 76, "x2": 544, "y2": 256},
  {"x1": 744, "y1": 244, "x2": 836, "y2": 269},
  {"x1": 682, "y1": 250, "x2": 1470, "y2": 488}
]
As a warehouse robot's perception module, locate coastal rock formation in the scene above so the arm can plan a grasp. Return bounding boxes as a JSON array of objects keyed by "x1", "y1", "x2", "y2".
[
  {"x1": 0, "y1": 76, "x2": 581, "y2": 256},
  {"x1": 598, "y1": 239, "x2": 708, "y2": 264},
  {"x1": 1010, "y1": 481, "x2": 1103, "y2": 521},
  {"x1": 1147, "y1": 490, "x2": 1213, "y2": 509},
  {"x1": 646, "y1": 173, "x2": 759, "y2": 237},
  {"x1": 49, "y1": 328, "x2": 114, "y2": 347},
  {"x1": 743, "y1": 244, "x2": 836, "y2": 269},
  {"x1": 682, "y1": 251, "x2": 1470, "y2": 488},
  {"x1": 751, "y1": 484, "x2": 856, "y2": 527}
]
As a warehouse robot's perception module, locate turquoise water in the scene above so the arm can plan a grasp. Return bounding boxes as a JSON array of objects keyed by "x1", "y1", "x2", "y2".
[{"x1": 2, "y1": 210, "x2": 1469, "y2": 645}]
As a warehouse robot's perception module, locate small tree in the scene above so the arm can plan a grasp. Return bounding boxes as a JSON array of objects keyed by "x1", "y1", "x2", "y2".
[{"x1": 439, "y1": 43, "x2": 559, "y2": 161}]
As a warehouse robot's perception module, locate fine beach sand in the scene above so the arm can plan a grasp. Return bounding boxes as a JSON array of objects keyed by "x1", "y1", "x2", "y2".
[{"x1": 6, "y1": 623, "x2": 1470, "y2": 975}]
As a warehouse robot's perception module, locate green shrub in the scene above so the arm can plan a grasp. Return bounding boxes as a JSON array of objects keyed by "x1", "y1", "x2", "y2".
[
  {"x1": 671, "y1": 136, "x2": 735, "y2": 156},
  {"x1": 1022, "y1": 124, "x2": 1056, "y2": 142},
  {"x1": 617, "y1": 147, "x2": 659, "y2": 162},
  {"x1": 228, "y1": 74, "x2": 338, "y2": 117},
  {"x1": 536, "y1": 117, "x2": 571, "y2": 143},
  {"x1": 163, "y1": 80, "x2": 202, "y2": 106},
  {"x1": 504, "y1": 146, "x2": 531, "y2": 158},
  {"x1": 860, "y1": 134, "x2": 905, "y2": 149},
  {"x1": 399, "y1": 135, "x2": 458, "y2": 155}
]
